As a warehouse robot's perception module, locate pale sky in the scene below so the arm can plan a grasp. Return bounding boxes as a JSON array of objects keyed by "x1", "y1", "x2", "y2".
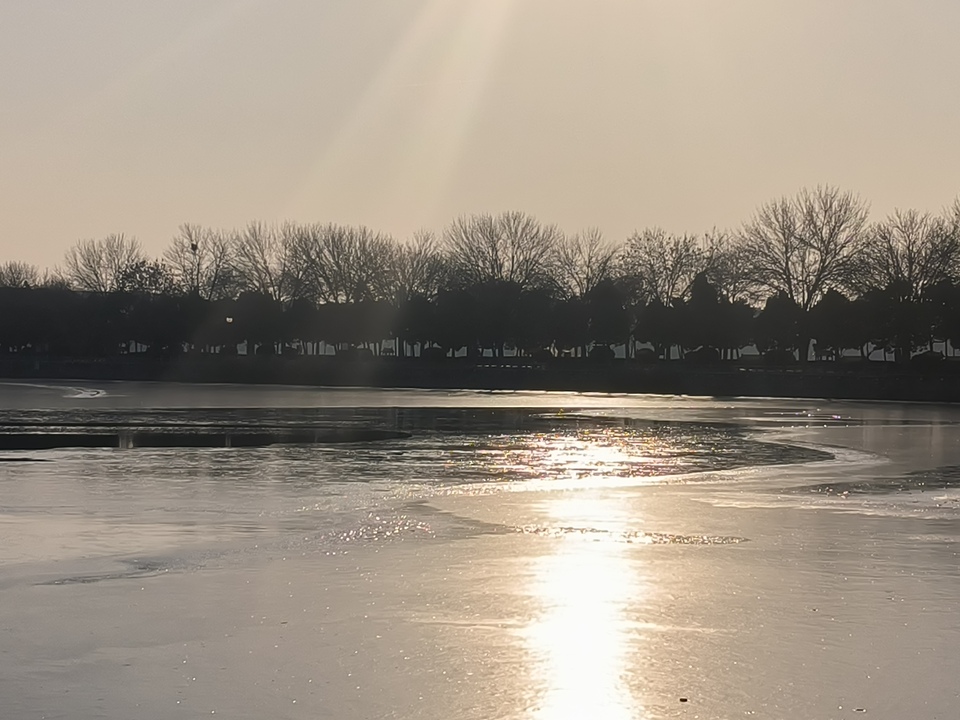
[{"x1": 2, "y1": 0, "x2": 959, "y2": 267}]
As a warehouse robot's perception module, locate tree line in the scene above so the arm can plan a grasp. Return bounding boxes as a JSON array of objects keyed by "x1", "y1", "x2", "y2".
[{"x1": 2, "y1": 185, "x2": 960, "y2": 364}]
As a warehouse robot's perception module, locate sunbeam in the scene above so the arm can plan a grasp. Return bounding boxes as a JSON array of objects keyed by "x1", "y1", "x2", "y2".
[{"x1": 287, "y1": 0, "x2": 518, "y2": 223}]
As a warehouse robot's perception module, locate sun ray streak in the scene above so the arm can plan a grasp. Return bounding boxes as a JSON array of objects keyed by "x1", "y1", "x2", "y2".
[
  {"x1": 289, "y1": 0, "x2": 518, "y2": 219},
  {"x1": 392, "y1": 0, "x2": 518, "y2": 214}
]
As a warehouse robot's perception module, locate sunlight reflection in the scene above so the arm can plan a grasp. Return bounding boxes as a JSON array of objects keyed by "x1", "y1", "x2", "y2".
[
  {"x1": 480, "y1": 428, "x2": 679, "y2": 493},
  {"x1": 524, "y1": 495, "x2": 644, "y2": 719}
]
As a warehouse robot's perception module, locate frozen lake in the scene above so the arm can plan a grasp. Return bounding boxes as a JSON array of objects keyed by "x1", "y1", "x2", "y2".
[{"x1": 1, "y1": 382, "x2": 959, "y2": 719}]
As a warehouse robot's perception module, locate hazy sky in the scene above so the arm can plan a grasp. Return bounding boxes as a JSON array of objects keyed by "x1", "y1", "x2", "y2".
[{"x1": 2, "y1": 0, "x2": 960, "y2": 267}]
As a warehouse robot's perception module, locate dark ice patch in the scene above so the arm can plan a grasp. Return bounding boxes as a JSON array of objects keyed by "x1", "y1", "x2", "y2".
[{"x1": 791, "y1": 464, "x2": 960, "y2": 496}]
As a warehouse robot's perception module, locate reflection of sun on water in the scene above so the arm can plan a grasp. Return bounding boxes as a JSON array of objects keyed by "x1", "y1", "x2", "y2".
[
  {"x1": 522, "y1": 438, "x2": 646, "y2": 720},
  {"x1": 485, "y1": 428, "x2": 680, "y2": 492},
  {"x1": 526, "y1": 532, "x2": 641, "y2": 719}
]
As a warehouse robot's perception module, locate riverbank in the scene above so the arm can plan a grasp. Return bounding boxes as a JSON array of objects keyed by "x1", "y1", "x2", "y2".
[{"x1": 3, "y1": 354, "x2": 960, "y2": 402}]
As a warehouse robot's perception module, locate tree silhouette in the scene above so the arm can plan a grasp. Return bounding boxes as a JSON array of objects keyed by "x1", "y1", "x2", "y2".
[
  {"x1": 514, "y1": 288, "x2": 556, "y2": 357},
  {"x1": 0, "y1": 261, "x2": 41, "y2": 289},
  {"x1": 387, "y1": 231, "x2": 448, "y2": 304},
  {"x1": 740, "y1": 186, "x2": 869, "y2": 311},
  {"x1": 473, "y1": 280, "x2": 523, "y2": 358},
  {"x1": 552, "y1": 298, "x2": 590, "y2": 357},
  {"x1": 716, "y1": 300, "x2": 755, "y2": 360},
  {"x1": 754, "y1": 293, "x2": 804, "y2": 362},
  {"x1": 635, "y1": 300, "x2": 681, "y2": 360},
  {"x1": 233, "y1": 292, "x2": 284, "y2": 355},
  {"x1": 232, "y1": 222, "x2": 302, "y2": 302},
  {"x1": 395, "y1": 295, "x2": 436, "y2": 358},
  {"x1": 434, "y1": 288, "x2": 479, "y2": 357},
  {"x1": 681, "y1": 273, "x2": 725, "y2": 353},
  {"x1": 164, "y1": 225, "x2": 237, "y2": 300},
  {"x1": 554, "y1": 228, "x2": 620, "y2": 298},
  {"x1": 858, "y1": 209, "x2": 960, "y2": 300},
  {"x1": 115, "y1": 259, "x2": 179, "y2": 295},
  {"x1": 864, "y1": 282, "x2": 927, "y2": 363},
  {"x1": 285, "y1": 298, "x2": 321, "y2": 355},
  {"x1": 619, "y1": 228, "x2": 710, "y2": 306},
  {"x1": 64, "y1": 234, "x2": 145, "y2": 293},
  {"x1": 443, "y1": 212, "x2": 560, "y2": 291},
  {"x1": 127, "y1": 292, "x2": 188, "y2": 356},
  {"x1": 291, "y1": 223, "x2": 394, "y2": 304},
  {"x1": 6, "y1": 194, "x2": 960, "y2": 383},
  {"x1": 922, "y1": 280, "x2": 958, "y2": 354},
  {"x1": 584, "y1": 279, "x2": 629, "y2": 351},
  {"x1": 809, "y1": 289, "x2": 855, "y2": 360}
]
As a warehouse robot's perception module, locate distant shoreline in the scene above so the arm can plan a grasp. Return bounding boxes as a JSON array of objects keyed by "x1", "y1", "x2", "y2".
[{"x1": 3, "y1": 355, "x2": 960, "y2": 403}]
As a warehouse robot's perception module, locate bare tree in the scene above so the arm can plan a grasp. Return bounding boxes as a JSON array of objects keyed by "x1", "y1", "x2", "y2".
[
  {"x1": 443, "y1": 211, "x2": 561, "y2": 290},
  {"x1": 164, "y1": 224, "x2": 238, "y2": 300},
  {"x1": 63, "y1": 234, "x2": 145, "y2": 292},
  {"x1": 232, "y1": 221, "x2": 304, "y2": 302},
  {"x1": 857, "y1": 209, "x2": 960, "y2": 299},
  {"x1": 387, "y1": 230, "x2": 448, "y2": 302},
  {"x1": 739, "y1": 186, "x2": 869, "y2": 311},
  {"x1": 702, "y1": 229, "x2": 760, "y2": 304},
  {"x1": 291, "y1": 223, "x2": 395, "y2": 304},
  {"x1": 38, "y1": 267, "x2": 72, "y2": 290},
  {"x1": 949, "y1": 196, "x2": 960, "y2": 244},
  {"x1": 553, "y1": 228, "x2": 621, "y2": 298},
  {"x1": 278, "y1": 223, "x2": 312, "y2": 302},
  {"x1": 619, "y1": 228, "x2": 712, "y2": 305},
  {"x1": 0, "y1": 261, "x2": 41, "y2": 288}
]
